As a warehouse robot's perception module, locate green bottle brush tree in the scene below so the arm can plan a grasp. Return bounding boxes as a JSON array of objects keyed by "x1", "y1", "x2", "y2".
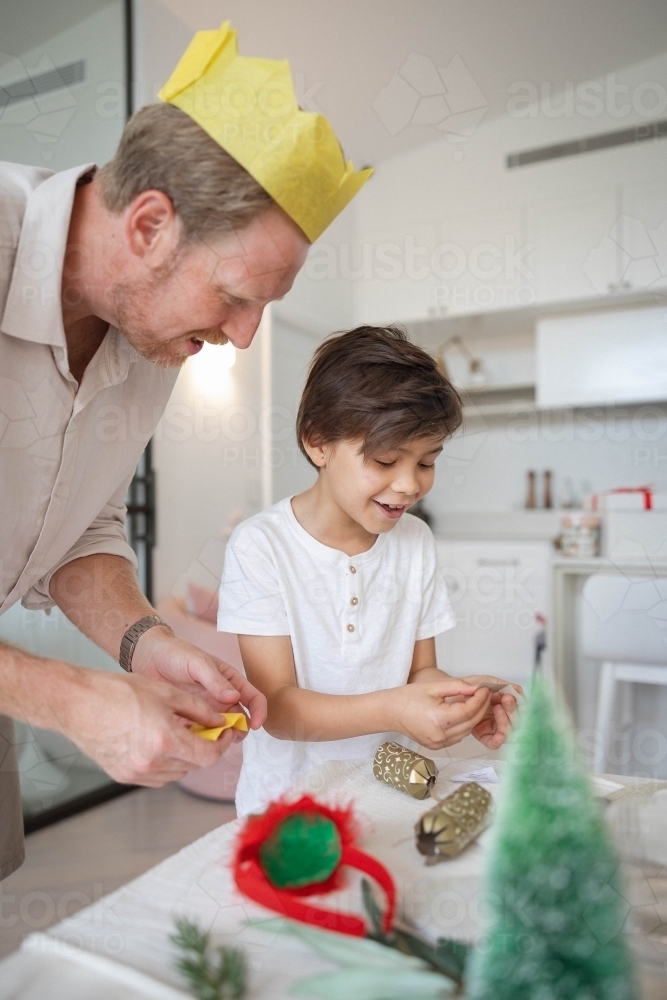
[{"x1": 466, "y1": 674, "x2": 637, "y2": 1000}]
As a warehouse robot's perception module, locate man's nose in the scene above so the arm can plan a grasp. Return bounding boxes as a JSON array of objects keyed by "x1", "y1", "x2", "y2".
[{"x1": 222, "y1": 305, "x2": 265, "y2": 349}]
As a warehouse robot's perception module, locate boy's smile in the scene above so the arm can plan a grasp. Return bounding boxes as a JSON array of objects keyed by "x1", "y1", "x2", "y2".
[
  {"x1": 372, "y1": 500, "x2": 410, "y2": 520},
  {"x1": 293, "y1": 433, "x2": 445, "y2": 556}
]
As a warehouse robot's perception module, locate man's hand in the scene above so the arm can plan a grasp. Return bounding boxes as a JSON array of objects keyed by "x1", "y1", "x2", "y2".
[
  {"x1": 62, "y1": 667, "x2": 236, "y2": 786},
  {"x1": 389, "y1": 678, "x2": 493, "y2": 750},
  {"x1": 49, "y1": 554, "x2": 267, "y2": 732},
  {"x1": 130, "y1": 627, "x2": 266, "y2": 733}
]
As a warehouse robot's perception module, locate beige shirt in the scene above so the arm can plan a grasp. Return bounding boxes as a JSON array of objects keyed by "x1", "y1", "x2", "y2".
[
  {"x1": 0, "y1": 161, "x2": 178, "y2": 614},
  {"x1": 0, "y1": 161, "x2": 178, "y2": 878}
]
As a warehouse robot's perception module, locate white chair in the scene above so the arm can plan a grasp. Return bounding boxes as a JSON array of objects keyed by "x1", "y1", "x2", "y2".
[{"x1": 581, "y1": 574, "x2": 667, "y2": 773}]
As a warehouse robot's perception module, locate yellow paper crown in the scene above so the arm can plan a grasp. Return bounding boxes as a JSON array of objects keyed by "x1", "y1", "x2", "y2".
[{"x1": 158, "y1": 22, "x2": 372, "y2": 242}]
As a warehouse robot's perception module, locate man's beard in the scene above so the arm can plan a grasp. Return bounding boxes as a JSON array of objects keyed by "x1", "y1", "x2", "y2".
[{"x1": 111, "y1": 282, "x2": 228, "y2": 368}]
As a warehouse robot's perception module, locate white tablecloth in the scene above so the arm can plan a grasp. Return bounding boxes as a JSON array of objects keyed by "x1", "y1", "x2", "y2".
[
  {"x1": 0, "y1": 755, "x2": 507, "y2": 999},
  {"x1": 0, "y1": 756, "x2": 661, "y2": 999}
]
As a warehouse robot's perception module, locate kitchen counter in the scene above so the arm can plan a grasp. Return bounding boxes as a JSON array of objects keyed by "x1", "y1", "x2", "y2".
[{"x1": 435, "y1": 509, "x2": 563, "y2": 542}]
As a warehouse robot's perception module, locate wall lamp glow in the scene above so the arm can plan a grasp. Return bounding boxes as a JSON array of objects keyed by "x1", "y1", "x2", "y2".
[{"x1": 191, "y1": 341, "x2": 236, "y2": 396}]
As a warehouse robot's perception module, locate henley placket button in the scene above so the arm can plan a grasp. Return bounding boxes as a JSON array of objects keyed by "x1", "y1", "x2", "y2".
[
  {"x1": 349, "y1": 565, "x2": 356, "y2": 574},
  {"x1": 350, "y1": 597, "x2": 359, "y2": 606},
  {"x1": 346, "y1": 624, "x2": 355, "y2": 633}
]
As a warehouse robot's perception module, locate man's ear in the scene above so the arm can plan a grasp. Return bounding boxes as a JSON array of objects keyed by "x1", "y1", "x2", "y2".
[
  {"x1": 124, "y1": 190, "x2": 181, "y2": 267},
  {"x1": 302, "y1": 436, "x2": 330, "y2": 469}
]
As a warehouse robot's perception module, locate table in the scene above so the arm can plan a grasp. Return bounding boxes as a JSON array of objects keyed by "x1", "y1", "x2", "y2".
[
  {"x1": 0, "y1": 756, "x2": 664, "y2": 1000},
  {"x1": 550, "y1": 557, "x2": 667, "y2": 713}
]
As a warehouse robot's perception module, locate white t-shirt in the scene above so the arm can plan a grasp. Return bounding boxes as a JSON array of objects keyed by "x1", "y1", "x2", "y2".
[{"x1": 218, "y1": 497, "x2": 455, "y2": 816}]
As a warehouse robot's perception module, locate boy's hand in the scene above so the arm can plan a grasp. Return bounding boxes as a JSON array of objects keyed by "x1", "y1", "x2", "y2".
[
  {"x1": 471, "y1": 703, "x2": 513, "y2": 749},
  {"x1": 461, "y1": 674, "x2": 523, "y2": 750},
  {"x1": 460, "y1": 674, "x2": 523, "y2": 710},
  {"x1": 389, "y1": 679, "x2": 493, "y2": 751}
]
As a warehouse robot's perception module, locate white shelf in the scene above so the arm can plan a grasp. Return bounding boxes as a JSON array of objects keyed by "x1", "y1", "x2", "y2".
[{"x1": 461, "y1": 382, "x2": 536, "y2": 419}]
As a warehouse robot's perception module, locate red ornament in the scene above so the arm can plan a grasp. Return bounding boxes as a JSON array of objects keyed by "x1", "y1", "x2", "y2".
[{"x1": 233, "y1": 795, "x2": 396, "y2": 937}]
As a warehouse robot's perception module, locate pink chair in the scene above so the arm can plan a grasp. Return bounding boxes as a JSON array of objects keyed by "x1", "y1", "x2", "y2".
[{"x1": 157, "y1": 591, "x2": 243, "y2": 802}]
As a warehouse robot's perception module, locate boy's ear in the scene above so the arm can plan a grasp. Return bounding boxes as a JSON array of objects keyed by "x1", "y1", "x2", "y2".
[{"x1": 302, "y1": 436, "x2": 329, "y2": 469}]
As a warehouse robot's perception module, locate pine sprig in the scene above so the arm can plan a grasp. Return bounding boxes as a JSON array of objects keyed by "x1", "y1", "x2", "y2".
[
  {"x1": 361, "y1": 877, "x2": 469, "y2": 985},
  {"x1": 171, "y1": 918, "x2": 247, "y2": 1000}
]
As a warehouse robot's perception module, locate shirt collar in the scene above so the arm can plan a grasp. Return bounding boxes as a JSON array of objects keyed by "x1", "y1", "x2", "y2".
[
  {"x1": 0, "y1": 163, "x2": 96, "y2": 349},
  {"x1": 281, "y1": 496, "x2": 388, "y2": 566}
]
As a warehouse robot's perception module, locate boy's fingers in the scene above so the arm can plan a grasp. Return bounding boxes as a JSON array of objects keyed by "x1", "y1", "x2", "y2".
[
  {"x1": 472, "y1": 704, "x2": 513, "y2": 749},
  {"x1": 493, "y1": 703, "x2": 513, "y2": 735},
  {"x1": 500, "y1": 693, "x2": 518, "y2": 713},
  {"x1": 213, "y1": 662, "x2": 267, "y2": 729},
  {"x1": 436, "y1": 688, "x2": 491, "y2": 733},
  {"x1": 433, "y1": 680, "x2": 480, "y2": 700}
]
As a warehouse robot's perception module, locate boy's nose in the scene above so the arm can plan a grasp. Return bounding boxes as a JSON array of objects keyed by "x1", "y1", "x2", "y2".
[{"x1": 391, "y1": 474, "x2": 419, "y2": 498}]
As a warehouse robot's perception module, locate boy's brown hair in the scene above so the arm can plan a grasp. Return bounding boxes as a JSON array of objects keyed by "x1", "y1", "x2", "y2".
[{"x1": 297, "y1": 326, "x2": 462, "y2": 468}]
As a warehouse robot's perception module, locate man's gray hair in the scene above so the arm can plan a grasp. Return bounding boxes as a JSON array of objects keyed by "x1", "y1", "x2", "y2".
[{"x1": 98, "y1": 103, "x2": 275, "y2": 242}]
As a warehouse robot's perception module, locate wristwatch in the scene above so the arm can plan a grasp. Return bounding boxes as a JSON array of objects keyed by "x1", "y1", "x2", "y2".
[{"x1": 119, "y1": 614, "x2": 170, "y2": 672}]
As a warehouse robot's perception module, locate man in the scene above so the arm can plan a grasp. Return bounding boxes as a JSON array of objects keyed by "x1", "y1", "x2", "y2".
[{"x1": 0, "y1": 22, "x2": 371, "y2": 880}]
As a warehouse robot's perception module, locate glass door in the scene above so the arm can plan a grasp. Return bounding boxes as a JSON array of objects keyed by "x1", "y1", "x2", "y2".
[{"x1": 0, "y1": 0, "x2": 148, "y2": 829}]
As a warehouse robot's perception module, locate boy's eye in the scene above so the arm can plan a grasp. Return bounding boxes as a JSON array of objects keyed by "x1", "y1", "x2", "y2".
[
  {"x1": 419, "y1": 462, "x2": 436, "y2": 470},
  {"x1": 374, "y1": 459, "x2": 395, "y2": 468}
]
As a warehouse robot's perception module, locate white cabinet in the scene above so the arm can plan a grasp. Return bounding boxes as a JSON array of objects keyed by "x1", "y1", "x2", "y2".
[
  {"x1": 513, "y1": 178, "x2": 667, "y2": 307},
  {"x1": 355, "y1": 221, "x2": 440, "y2": 325},
  {"x1": 616, "y1": 179, "x2": 667, "y2": 294},
  {"x1": 434, "y1": 540, "x2": 550, "y2": 685},
  {"x1": 433, "y1": 206, "x2": 527, "y2": 316},
  {"x1": 525, "y1": 189, "x2": 619, "y2": 304},
  {"x1": 355, "y1": 162, "x2": 667, "y2": 324},
  {"x1": 536, "y1": 306, "x2": 667, "y2": 409},
  {"x1": 356, "y1": 207, "x2": 527, "y2": 323}
]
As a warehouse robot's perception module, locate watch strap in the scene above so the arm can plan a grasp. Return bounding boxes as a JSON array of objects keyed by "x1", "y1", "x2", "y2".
[{"x1": 119, "y1": 614, "x2": 170, "y2": 672}]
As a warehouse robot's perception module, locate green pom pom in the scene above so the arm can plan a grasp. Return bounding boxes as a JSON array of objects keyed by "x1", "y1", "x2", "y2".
[{"x1": 259, "y1": 812, "x2": 342, "y2": 889}]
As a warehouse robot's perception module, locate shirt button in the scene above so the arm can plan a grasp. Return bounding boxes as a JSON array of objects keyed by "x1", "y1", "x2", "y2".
[
  {"x1": 350, "y1": 597, "x2": 359, "y2": 606},
  {"x1": 346, "y1": 624, "x2": 355, "y2": 633},
  {"x1": 349, "y1": 566, "x2": 357, "y2": 574}
]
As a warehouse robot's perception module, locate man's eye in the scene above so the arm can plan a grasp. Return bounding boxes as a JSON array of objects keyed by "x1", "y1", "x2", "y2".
[{"x1": 220, "y1": 291, "x2": 245, "y2": 307}]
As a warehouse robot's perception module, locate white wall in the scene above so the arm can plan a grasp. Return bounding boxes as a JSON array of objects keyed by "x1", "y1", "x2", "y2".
[
  {"x1": 152, "y1": 311, "x2": 323, "y2": 602},
  {"x1": 352, "y1": 51, "x2": 667, "y2": 322},
  {"x1": 152, "y1": 326, "x2": 270, "y2": 602},
  {"x1": 275, "y1": 209, "x2": 356, "y2": 335},
  {"x1": 270, "y1": 316, "x2": 318, "y2": 504},
  {"x1": 0, "y1": 1, "x2": 126, "y2": 171}
]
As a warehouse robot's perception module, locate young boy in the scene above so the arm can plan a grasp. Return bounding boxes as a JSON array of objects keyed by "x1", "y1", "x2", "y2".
[{"x1": 218, "y1": 326, "x2": 519, "y2": 816}]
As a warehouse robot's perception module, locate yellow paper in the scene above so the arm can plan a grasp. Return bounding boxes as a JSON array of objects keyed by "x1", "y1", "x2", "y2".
[
  {"x1": 158, "y1": 22, "x2": 372, "y2": 242},
  {"x1": 191, "y1": 712, "x2": 249, "y2": 741}
]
